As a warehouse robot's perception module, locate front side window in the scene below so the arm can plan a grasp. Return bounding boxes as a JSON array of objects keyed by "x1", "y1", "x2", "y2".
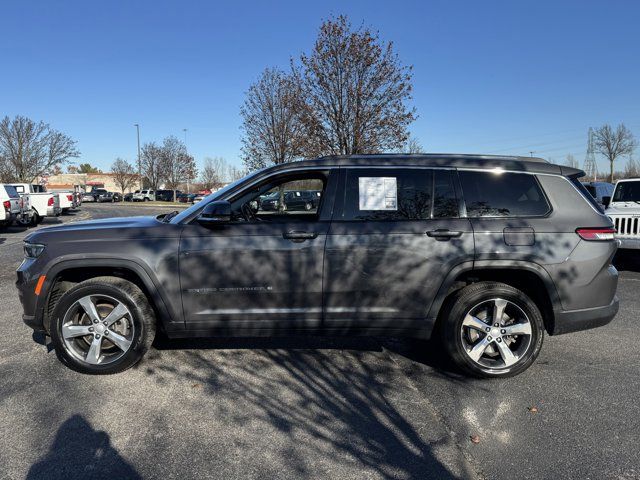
[
  {"x1": 231, "y1": 174, "x2": 326, "y2": 222},
  {"x1": 460, "y1": 170, "x2": 551, "y2": 217},
  {"x1": 342, "y1": 168, "x2": 433, "y2": 221}
]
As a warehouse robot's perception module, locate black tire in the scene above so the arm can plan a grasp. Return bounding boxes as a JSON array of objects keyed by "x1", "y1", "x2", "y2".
[
  {"x1": 35, "y1": 214, "x2": 43, "y2": 224},
  {"x1": 439, "y1": 281, "x2": 544, "y2": 378},
  {"x1": 50, "y1": 277, "x2": 156, "y2": 375}
]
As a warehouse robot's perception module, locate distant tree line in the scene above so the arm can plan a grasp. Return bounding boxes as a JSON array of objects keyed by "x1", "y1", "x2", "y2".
[{"x1": 240, "y1": 15, "x2": 420, "y2": 172}]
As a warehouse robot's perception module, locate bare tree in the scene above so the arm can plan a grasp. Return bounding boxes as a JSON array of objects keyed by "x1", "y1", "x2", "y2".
[
  {"x1": 200, "y1": 157, "x2": 226, "y2": 189},
  {"x1": 140, "y1": 142, "x2": 164, "y2": 190},
  {"x1": 593, "y1": 124, "x2": 636, "y2": 183},
  {"x1": 404, "y1": 136, "x2": 424, "y2": 154},
  {"x1": 295, "y1": 15, "x2": 416, "y2": 157},
  {"x1": 240, "y1": 68, "x2": 305, "y2": 172},
  {"x1": 623, "y1": 156, "x2": 640, "y2": 179},
  {"x1": 0, "y1": 115, "x2": 79, "y2": 182},
  {"x1": 227, "y1": 165, "x2": 245, "y2": 182},
  {"x1": 161, "y1": 136, "x2": 196, "y2": 201},
  {"x1": 564, "y1": 154, "x2": 579, "y2": 169},
  {"x1": 111, "y1": 158, "x2": 138, "y2": 194}
]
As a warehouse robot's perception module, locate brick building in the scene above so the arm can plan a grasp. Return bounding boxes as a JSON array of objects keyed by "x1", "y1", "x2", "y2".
[{"x1": 44, "y1": 173, "x2": 142, "y2": 193}]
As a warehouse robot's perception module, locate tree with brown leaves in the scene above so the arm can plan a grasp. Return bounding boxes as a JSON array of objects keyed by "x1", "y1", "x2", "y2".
[{"x1": 295, "y1": 15, "x2": 416, "y2": 157}]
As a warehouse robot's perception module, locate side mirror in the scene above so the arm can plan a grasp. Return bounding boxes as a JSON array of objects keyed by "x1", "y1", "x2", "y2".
[
  {"x1": 602, "y1": 196, "x2": 611, "y2": 208},
  {"x1": 197, "y1": 200, "x2": 231, "y2": 226}
]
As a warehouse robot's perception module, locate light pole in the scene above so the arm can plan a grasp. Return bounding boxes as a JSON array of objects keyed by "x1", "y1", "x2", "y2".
[
  {"x1": 134, "y1": 124, "x2": 141, "y2": 189},
  {"x1": 183, "y1": 128, "x2": 189, "y2": 194}
]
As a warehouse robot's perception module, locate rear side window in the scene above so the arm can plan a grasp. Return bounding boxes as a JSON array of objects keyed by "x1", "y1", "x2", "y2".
[
  {"x1": 342, "y1": 168, "x2": 432, "y2": 221},
  {"x1": 4, "y1": 185, "x2": 19, "y2": 198},
  {"x1": 460, "y1": 171, "x2": 551, "y2": 217},
  {"x1": 570, "y1": 176, "x2": 604, "y2": 213}
]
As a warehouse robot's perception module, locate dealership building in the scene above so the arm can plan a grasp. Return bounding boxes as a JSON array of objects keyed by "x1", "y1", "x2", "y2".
[{"x1": 43, "y1": 173, "x2": 142, "y2": 193}]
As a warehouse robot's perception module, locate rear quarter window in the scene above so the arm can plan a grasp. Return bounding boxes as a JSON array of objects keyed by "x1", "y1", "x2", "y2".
[
  {"x1": 4, "y1": 185, "x2": 20, "y2": 198},
  {"x1": 460, "y1": 170, "x2": 551, "y2": 217}
]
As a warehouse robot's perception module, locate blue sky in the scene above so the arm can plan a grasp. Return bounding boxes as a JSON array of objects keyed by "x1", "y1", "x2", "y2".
[{"x1": 1, "y1": 0, "x2": 639, "y2": 174}]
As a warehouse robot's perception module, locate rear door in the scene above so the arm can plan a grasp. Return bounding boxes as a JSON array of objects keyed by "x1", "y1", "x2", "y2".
[{"x1": 323, "y1": 167, "x2": 474, "y2": 335}]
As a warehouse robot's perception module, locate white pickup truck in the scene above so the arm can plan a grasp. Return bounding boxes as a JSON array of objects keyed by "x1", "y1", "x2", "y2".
[
  {"x1": 1, "y1": 184, "x2": 22, "y2": 228},
  {"x1": 10, "y1": 183, "x2": 61, "y2": 224},
  {"x1": 50, "y1": 189, "x2": 76, "y2": 212},
  {"x1": 605, "y1": 178, "x2": 640, "y2": 250}
]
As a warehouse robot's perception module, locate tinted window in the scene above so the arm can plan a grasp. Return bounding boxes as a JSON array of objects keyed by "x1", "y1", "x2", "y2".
[
  {"x1": 460, "y1": 171, "x2": 550, "y2": 217},
  {"x1": 342, "y1": 169, "x2": 432, "y2": 221},
  {"x1": 4, "y1": 185, "x2": 19, "y2": 198},
  {"x1": 433, "y1": 170, "x2": 458, "y2": 218}
]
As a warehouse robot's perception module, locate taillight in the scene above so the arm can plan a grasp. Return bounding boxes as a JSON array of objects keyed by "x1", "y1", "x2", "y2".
[
  {"x1": 67, "y1": 195, "x2": 73, "y2": 201},
  {"x1": 47, "y1": 196, "x2": 54, "y2": 206},
  {"x1": 576, "y1": 227, "x2": 616, "y2": 241},
  {"x1": 2, "y1": 200, "x2": 9, "y2": 211}
]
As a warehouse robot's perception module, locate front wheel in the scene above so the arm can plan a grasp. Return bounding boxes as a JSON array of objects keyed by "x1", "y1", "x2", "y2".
[
  {"x1": 50, "y1": 277, "x2": 156, "y2": 374},
  {"x1": 439, "y1": 282, "x2": 544, "y2": 378}
]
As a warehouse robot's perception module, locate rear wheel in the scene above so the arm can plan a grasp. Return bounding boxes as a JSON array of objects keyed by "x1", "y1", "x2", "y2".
[
  {"x1": 50, "y1": 277, "x2": 156, "y2": 374},
  {"x1": 440, "y1": 282, "x2": 544, "y2": 378}
]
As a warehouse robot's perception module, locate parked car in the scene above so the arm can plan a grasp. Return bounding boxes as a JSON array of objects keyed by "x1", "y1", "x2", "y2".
[
  {"x1": 54, "y1": 191, "x2": 75, "y2": 213},
  {"x1": 177, "y1": 193, "x2": 196, "y2": 203},
  {"x1": 98, "y1": 192, "x2": 122, "y2": 203},
  {"x1": 10, "y1": 183, "x2": 61, "y2": 223},
  {"x1": 193, "y1": 194, "x2": 205, "y2": 203},
  {"x1": 156, "y1": 190, "x2": 181, "y2": 202},
  {"x1": 0, "y1": 184, "x2": 22, "y2": 228},
  {"x1": 133, "y1": 190, "x2": 155, "y2": 201},
  {"x1": 124, "y1": 191, "x2": 138, "y2": 202},
  {"x1": 18, "y1": 154, "x2": 619, "y2": 377},
  {"x1": 14, "y1": 185, "x2": 36, "y2": 226},
  {"x1": 604, "y1": 178, "x2": 640, "y2": 249},
  {"x1": 259, "y1": 190, "x2": 319, "y2": 211},
  {"x1": 582, "y1": 181, "x2": 614, "y2": 209}
]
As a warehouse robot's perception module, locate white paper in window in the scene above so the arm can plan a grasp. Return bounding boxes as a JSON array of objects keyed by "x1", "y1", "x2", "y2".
[{"x1": 358, "y1": 177, "x2": 397, "y2": 210}]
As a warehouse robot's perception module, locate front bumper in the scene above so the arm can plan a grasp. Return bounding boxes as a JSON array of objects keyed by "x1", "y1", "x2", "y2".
[
  {"x1": 616, "y1": 237, "x2": 640, "y2": 249},
  {"x1": 551, "y1": 296, "x2": 619, "y2": 335}
]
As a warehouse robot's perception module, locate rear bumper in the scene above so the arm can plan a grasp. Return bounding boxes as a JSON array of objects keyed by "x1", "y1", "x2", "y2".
[
  {"x1": 616, "y1": 237, "x2": 640, "y2": 249},
  {"x1": 551, "y1": 296, "x2": 619, "y2": 335}
]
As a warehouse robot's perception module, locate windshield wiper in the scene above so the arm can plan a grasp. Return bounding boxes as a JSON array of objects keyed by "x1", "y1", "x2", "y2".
[{"x1": 163, "y1": 211, "x2": 179, "y2": 223}]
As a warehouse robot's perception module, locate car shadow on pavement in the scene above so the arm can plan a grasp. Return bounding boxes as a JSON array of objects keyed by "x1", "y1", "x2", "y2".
[
  {"x1": 26, "y1": 415, "x2": 141, "y2": 480},
  {"x1": 147, "y1": 336, "x2": 469, "y2": 479},
  {"x1": 613, "y1": 251, "x2": 640, "y2": 272}
]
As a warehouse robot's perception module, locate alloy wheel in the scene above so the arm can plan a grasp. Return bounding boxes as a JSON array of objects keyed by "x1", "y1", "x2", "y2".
[
  {"x1": 61, "y1": 294, "x2": 134, "y2": 366},
  {"x1": 460, "y1": 298, "x2": 533, "y2": 370}
]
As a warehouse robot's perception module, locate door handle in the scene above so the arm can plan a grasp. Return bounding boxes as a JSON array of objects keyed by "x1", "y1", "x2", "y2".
[
  {"x1": 283, "y1": 231, "x2": 318, "y2": 242},
  {"x1": 426, "y1": 229, "x2": 463, "y2": 240}
]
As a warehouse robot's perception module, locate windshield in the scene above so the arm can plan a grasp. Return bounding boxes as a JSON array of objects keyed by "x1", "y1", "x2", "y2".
[
  {"x1": 612, "y1": 181, "x2": 640, "y2": 202},
  {"x1": 170, "y1": 170, "x2": 262, "y2": 224}
]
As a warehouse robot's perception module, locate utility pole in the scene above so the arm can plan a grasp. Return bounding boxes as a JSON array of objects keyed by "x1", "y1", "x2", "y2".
[
  {"x1": 134, "y1": 124, "x2": 141, "y2": 189},
  {"x1": 183, "y1": 128, "x2": 189, "y2": 194},
  {"x1": 583, "y1": 127, "x2": 598, "y2": 182}
]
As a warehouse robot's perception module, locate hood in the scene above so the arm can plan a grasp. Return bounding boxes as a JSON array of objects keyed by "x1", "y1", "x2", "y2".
[
  {"x1": 606, "y1": 203, "x2": 640, "y2": 215},
  {"x1": 25, "y1": 215, "x2": 170, "y2": 243}
]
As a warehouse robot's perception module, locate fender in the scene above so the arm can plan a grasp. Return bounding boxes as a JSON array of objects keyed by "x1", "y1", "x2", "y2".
[
  {"x1": 36, "y1": 256, "x2": 182, "y2": 332},
  {"x1": 427, "y1": 259, "x2": 561, "y2": 323}
]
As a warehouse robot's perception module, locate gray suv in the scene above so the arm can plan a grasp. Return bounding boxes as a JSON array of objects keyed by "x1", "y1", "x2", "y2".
[{"x1": 16, "y1": 154, "x2": 619, "y2": 377}]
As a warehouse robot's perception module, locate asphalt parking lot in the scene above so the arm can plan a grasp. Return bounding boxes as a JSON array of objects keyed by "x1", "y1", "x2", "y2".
[{"x1": 1, "y1": 203, "x2": 639, "y2": 480}]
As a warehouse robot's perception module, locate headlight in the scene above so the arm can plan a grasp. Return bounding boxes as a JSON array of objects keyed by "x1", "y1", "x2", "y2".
[{"x1": 24, "y1": 242, "x2": 46, "y2": 258}]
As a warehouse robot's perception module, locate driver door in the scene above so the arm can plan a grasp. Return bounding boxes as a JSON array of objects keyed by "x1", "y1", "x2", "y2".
[{"x1": 179, "y1": 168, "x2": 336, "y2": 335}]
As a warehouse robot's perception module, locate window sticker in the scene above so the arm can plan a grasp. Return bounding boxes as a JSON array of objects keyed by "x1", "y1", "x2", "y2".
[{"x1": 358, "y1": 177, "x2": 398, "y2": 210}]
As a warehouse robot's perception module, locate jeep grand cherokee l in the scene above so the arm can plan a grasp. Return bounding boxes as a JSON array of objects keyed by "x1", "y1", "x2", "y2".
[{"x1": 17, "y1": 154, "x2": 619, "y2": 377}]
